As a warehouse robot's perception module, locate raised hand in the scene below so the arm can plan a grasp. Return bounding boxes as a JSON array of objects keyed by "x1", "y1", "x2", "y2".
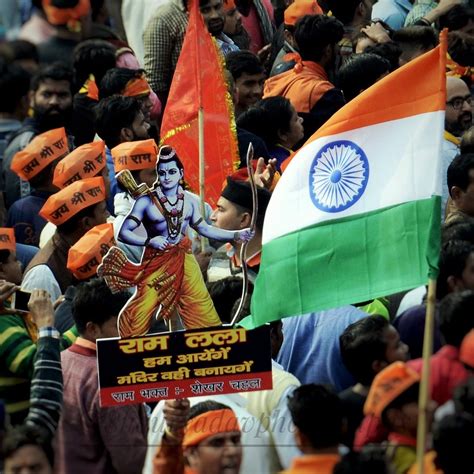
[
  {"x1": 0, "y1": 280, "x2": 19, "y2": 306},
  {"x1": 28, "y1": 289, "x2": 54, "y2": 328},
  {"x1": 163, "y1": 398, "x2": 190, "y2": 440},
  {"x1": 254, "y1": 157, "x2": 277, "y2": 190}
]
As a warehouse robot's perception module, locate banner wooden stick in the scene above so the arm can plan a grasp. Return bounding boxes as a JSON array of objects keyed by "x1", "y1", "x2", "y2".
[
  {"x1": 415, "y1": 278, "x2": 436, "y2": 474},
  {"x1": 198, "y1": 106, "x2": 207, "y2": 253}
]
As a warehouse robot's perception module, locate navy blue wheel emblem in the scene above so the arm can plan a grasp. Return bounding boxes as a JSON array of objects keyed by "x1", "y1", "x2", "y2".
[{"x1": 309, "y1": 140, "x2": 369, "y2": 213}]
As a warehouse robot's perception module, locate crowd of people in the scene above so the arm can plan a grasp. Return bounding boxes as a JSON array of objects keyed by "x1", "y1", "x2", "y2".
[{"x1": 0, "y1": 0, "x2": 473, "y2": 473}]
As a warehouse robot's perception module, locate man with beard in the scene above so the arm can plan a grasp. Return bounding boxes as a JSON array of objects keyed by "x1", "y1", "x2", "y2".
[
  {"x1": 94, "y1": 95, "x2": 151, "y2": 214},
  {"x1": 263, "y1": 14, "x2": 345, "y2": 142},
  {"x1": 2, "y1": 62, "x2": 73, "y2": 208},
  {"x1": 442, "y1": 76, "x2": 473, "y2": 213}
]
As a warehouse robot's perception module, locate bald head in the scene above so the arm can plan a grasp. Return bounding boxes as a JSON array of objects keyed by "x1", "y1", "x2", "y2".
[{"x1": 446, "y1": 76, "x2": 472, "y2": 137}]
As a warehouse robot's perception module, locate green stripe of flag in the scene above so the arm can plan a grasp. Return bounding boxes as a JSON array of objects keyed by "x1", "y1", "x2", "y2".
[{"x1": 245, "y1": 197, "x2": 441, "y2": 329}]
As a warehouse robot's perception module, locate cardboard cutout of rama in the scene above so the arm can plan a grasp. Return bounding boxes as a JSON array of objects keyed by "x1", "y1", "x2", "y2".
[{"x1": 98, "y1": 146, "x2": 252, "y2": 338}]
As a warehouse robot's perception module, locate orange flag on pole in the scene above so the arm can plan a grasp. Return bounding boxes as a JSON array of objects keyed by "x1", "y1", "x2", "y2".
[{"x1": 160, "y1": 0, "x2": 238, "y2": 208}]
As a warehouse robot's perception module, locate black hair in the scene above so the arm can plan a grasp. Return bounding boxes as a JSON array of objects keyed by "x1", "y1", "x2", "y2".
[
  {"x1": 94, "y1": 95, "x2": 143, "y2": 149},
  {"x1": 334, "y1": 448, "x2": 392, "y2": 474},
  {"x1": 326, "y1": 0, "x2": 361, "y2": 25},
  {"x1": 72, "y1": 278, "x2": 130, "y2": 334},
  {"x1": 98, "y1": 67, "x2": 146, "y2": 100},
  {"x1": 3, "y1": 424, "x2": 54, "y2": 468},
  {"x1": 207, "y1": 277, "x2": 245, "y2": 324},
  {"x1": 392, "y1": 26, "x2": 438, "y2": 51},
  {"x1": 381, "y1": 382, "x2": 419, "y2": 429},
  {"x1": 448, "y1": 154, "x2": 474, "y2": 196},
  {"x1": 236, "y1": 96, "x2": 294, "y2": 146},
  {"x1": 337, "y1": 53, "x2": 390, "y2": 101},
  {"x1": 225, "y1": 50, "x2": 264, "y2": 81},
  {"x1": 294, "y1": 14, "x2": 344, "y2": 62},
  {"x1": 438, "y1": 290, "x2": 474, "y2": 347},
  {"x1": 188, "y1": 401, "x2": 231, "y2": 421},
  {"x1": 453, "y1": 377, "x2": 474, "y2": 417},
  {"x1": 432, "y1": 413, "x2": 474, "y2": 474},
  {"x1": 339, "y1": 316, "x2": 391, "y2": 386},
  {"x1": 30, "y1": 62, "x2": 73, "y2": 93},
  {"x1": 0, "y1": 249, "x2": 11, "y2": 265},
  {"x1": 364, "y1": 42, "x2": 402, "y2": 72},
  {"x1": 29, "y1": 160, "x2": 58, "y2": 189},
  {"x1": 448, "y1": 31, "x2": 474, "y2": 69},
  {"x1": 461, "y1": 129, "x2": 474, "y2": 155},
  {"x1": 287, "y1": 384, "x2": 342, "y2": 449},
  {"x1": 438, "y1": 5, "x2": 474, "y2": 32},
  {"x1": 72, "y1": 39, "x2": 117, "y2": 92},
  {"x1": 0, "y1": 39, "x2": 39, "y2": 63},
  {"x1": 437, "y1": 240, "x2": 474, "y2": 300},
  {"x1": 442, "y1": 221, "x2": 474, "y2": 244},
  {"x1": 56, "y1": 202, "x2": 101, "y2": 235},
  {"x1": 0, "y1": 60, "x2": 31, "y2": 114}
]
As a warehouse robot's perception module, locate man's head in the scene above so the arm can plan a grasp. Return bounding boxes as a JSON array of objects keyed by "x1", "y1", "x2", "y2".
[
  {"x1": 42, "y1": 0, "x2": 91, "y2": 37},
  {"x1": 200, "y1": 0, "x2": 225, "y2": 37},
  {"x1": 284, "y1": 0, "x2": 323, "y2": 49},
  {"x1": 337, "y1": 53, "x2": 390, "y2": 101},
  {"x1": 439, "y1": 290, "x2": 474, "y2": 348},
  {"x1": 72, "y1": 277, "x2": 130, "y2": 340},
  {"x1": 0, "y1": 60, "x2": 31, "y2": 121},
  {"x1": 95, "y1": 95, "x2": 150, "y2": 149},
  {"x1": 183, "y1": 401, "x2": 242, "y2": 474},
  {"x1": 392, "y1": 26, "x2": 438, "y2": 66},
  {"x1": 447, "y1": 154, "x2": 474, "y2": 217},
  {"x1": 211, "y1": 177, "x2": 271, "y2": 232},
  {"x1": 294, "y1": 14, "x2": 344, "y2": 68},
  {"x1": 340, "y1": 315, "x2": 408, "y2": 387},
  {"x1": 29, "y1": 62, "x2": 74, "y2": 132},
  {"x1": 288, "y1": 384, "x2": 342, "y2": 453},
  {"x1": 155, "y1": 146, "x2": 184, "y2": 191},
  {"x1": 222, "y1": 0, "x2": 242, "y2": 36},
  {"x1": 72, "y1": 39, "x2": 116, "y2": 91},
  {"x1": 439, "y1": 5, "x2": 474, "y2": 35},
  {"x1": 226, "y1": 51, "x2": 266, "y2": 113},
  {"x1": 0, "y1": 228, "x2": 22, "y2": 285},
  {"x1": 0, "y1": 39, "x2": 39, "y2": 74},
  {"x1": 445, "y1": 77, "x2": 472, "y2": 137},
  {"x1": 3, "y1": 425, "x2": 53, "y2": 474},
  {"x1": 99, "y1": 68, "x2": 153, "y2": 121},
  {"x1": 437, "y1": 240, "x2": 474, "y2": 299},
  {"x1": 327, "y1": 0, "x2": 373, "y2": 26}
]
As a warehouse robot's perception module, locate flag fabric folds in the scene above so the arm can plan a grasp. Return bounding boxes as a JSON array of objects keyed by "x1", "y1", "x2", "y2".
[
  {"x1": 247, "y1": 33, "x2": 447, "y2": 329},
  {"x1": 160, "y1": 0, "x2": 238, "y2": 207}
]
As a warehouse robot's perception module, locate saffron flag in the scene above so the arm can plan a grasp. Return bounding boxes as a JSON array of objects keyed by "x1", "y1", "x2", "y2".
[
  {"x1": 160, "y1": 0, "x2": 238, "y2": 207},
  {"x1": 245, "y1": 33, "x2": 447, "y2": 329}
]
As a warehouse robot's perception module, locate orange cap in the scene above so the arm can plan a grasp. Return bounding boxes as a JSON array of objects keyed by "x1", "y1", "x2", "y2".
[
  {"x1": 0, "y1": 228, "x2": 16, "y2": 252},
  {"x1": 460, "y1": 330, "x2": 474, "y2": 369},
  {"x1": 284, "y1": 0, "x2": 323, "y2": 26},
  {"x1": 122, "y1": 75, "x2": 151, "y2": 98},
  {"x1": 67, "y1": 223, "x2": 115, "y2": 280},
  {"x1": 183, "y1": 409, "x2": 240, "y2": 447},
  {"x1": 364, "y1": 362, "x2": 420, "y2": 418},
  {"x1": 111, "y1": 139, "x2": 158, "y2": 172},
  {"x1": 53, "y1": 141, "x2": 106, "y2": 189},
  {"x1": 11, "y1": 127, "x2": 68, "y2": 182},
  {"x1": 40, "y1": 176, "x2": 106, "y2": 226},
  {"x1": 42, "y1": 0, "x2": 91, "y2": 26},
  {"x1": 223, "y1": 0, "x2": 236, "y2": 11}
]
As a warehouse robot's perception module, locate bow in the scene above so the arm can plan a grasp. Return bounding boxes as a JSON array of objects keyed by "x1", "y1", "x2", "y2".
[{"x1": 230, "y1": 143, "x2": 258, "y2": 326}]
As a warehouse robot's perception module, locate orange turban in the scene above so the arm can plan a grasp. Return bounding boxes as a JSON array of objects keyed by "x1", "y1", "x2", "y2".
[
  {"x1": 53, "y1": 141, "x2": 106, "y2": 189},
  {"x1": 460, "y1": 330, "x2": 474, "y2": 369},
  {"x1": 223, "y1": 0, "x2": 236, "y2": 11},
  {"x1": 0, "y1": 228, "x2": 16, "y2": 252},
  {"x1": 11, "y1": 127, "x2": 68, "y2": 182},
  {"x1": 67, "y1": 223, "x2": 115, "y2": 280},
  {"x1": 122, "y1": 75, "x2": 151, "y2": 98},
  {"x1": 364, "y1": 362, "x2": 420, "y2": 418},
  {"x1": 183, "y1": 409, "x2": 240, "y2": 447},
  {"x1": 284, "y1": 0, "x2": 323, "y2": 26},
  {"x1": 42, "y1": 0, "x2": 91, "y2": 26},
  {"x1": 40, "y1": 176, "x2": 105, "y2": 226},
  {"x1": 111, "y1": 139, "x2": 158, "y2": 172}
]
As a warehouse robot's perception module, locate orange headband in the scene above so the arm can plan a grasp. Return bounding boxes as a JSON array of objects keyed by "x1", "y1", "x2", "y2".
[
  {"x1": 67, "y1": 223, "x2": 115, "y2": 279},
  {"x1": 53, "y1": 141, "x2": 106, "y2": 188},
  {"x1": 183, "y1": 409, "x2": 240, "y2": 447},
  {"x1": 0, "y1": 228, "x2": 16, "y2": 252},
  {"x1": 123, "y1": 76, "x2": 151, "y2": 98},
  {"x1": 42, "y1": 0, "x2": 91, "y2": 26},
  {"x1": 11, "y1": 127, "x2": 68, "y2": 182},
  {"x1": 111, "y1": 139, "x2": 158, "y2": 172},
  {"x1": 40, "y1": 176, "x2": 105, "y2": 226}
]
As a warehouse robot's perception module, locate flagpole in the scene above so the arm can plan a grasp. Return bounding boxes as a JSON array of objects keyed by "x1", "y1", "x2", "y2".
[
  {"x1": 416, "y1": 278, "x2": 436, "y2": 474},
  {"x1": 198, "y1": 106, "x2": 207, "y2": 252}
]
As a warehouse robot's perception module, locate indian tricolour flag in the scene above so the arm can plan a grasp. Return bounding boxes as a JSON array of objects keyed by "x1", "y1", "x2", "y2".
[{"x1": 246, "y1": 33, "x2": 447, "y2": 329}]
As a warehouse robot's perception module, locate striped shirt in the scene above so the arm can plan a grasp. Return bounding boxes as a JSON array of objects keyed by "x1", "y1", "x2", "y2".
[
  {"x1": 404, "y1": 0, "x2": 437, "y2": 25},
  {"x1": 143, "y1": 0, "x2": 188, "y2": 97},
  {"x1": 0, "y1": 314, "x2": 77, "y2": 425}
]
